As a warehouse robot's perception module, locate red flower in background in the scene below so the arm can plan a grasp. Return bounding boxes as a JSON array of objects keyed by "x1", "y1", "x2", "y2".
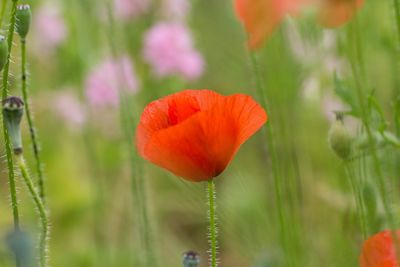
[
  {"x1": 136, "y1": 90, "x2": 267, "y2": 182},
  {"x1": 234, "y1": 0, "x2": 364, "y2": 50},
  {"x1": 318, "y1": 0, "x2": 364, "y2": 28},
  {"x1": 360, "y1": 230, "x2": 400, "y2": 267},
  {"x1": 234, "y1": 0, "x2": 292, "y2": 50}
]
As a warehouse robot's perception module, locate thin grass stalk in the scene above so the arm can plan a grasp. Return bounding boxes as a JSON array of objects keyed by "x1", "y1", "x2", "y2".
[
  {"x1": 16, "y1": 155, "x2": 48, "y2": 267},
  {"x1": 207, "y1": 180, "x2": 218, "y2": 267},
  {"x1": 1, "y1": 1, "x2": 20, "y2": 265},
  {"x1": 392, "y1": 0, "x2": 400, "y2": 85},
  {"x1": 345, "y1": 161, "x2": 368, "y2": 238},
  {"x1": 120, "y1": 93, "x2": 157, "y2": 267},
  {"x1": 0, "y1": 0, "x2": 7, "y2": 29},
  {"x1": 248, "y1": 51, "x2": 293, "y2": 267},
  {"x1": 104, "y1": 1, "x2": 157, "y2": 266},
  {"x1": 20, "y1": 38, "x2": 46, "y2": 204},
  {"x1": 392, "y1": 0, "x2": 400, "y2": 97},
  {"x1": 347, "y1": 15, "x2": 396, "y2": 230}
]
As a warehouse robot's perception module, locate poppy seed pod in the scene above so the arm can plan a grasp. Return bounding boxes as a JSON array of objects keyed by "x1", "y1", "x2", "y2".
[
  {"x1": 2, "y1": 96, "x2": 24, "y2": 155},
  {"x1": 328, "y1": 113, "x2": 353, "y2": 160},
  {"x1": 183, "y1": 251, "x2": 200, "y2": 267},
  {"x1": 0, "y1": 35, "x2": 8, "y2": 71},
  {"x1": 16, "y1": 4, "x2": 31, "y2": 39}
]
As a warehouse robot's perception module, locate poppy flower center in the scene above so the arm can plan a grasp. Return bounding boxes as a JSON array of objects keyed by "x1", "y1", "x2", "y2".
[{"x1": 167, "y1": 96, "x2": 201, "y2": 126}]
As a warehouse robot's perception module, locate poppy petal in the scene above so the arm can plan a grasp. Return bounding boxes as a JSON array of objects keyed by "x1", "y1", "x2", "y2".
[
  {"x1": 235, "y1": 0, "x2": 286, "y2": 50},
  {"x1": 136, "y1": 90, "x2": 267, "y2": 182},
  {"x1": 360, "y1": 230, "x2": 400, "y2": 267},
  {"x1": 318, "y1": 0, "x2": 364, "y2": 28}
]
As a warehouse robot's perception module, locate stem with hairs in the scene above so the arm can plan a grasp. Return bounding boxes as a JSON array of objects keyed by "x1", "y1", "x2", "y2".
[
  {"x1": 20, "y1": 37, "x2": 46, "y2": 204},
  {"x1": 16, "y1": 155, "x2": 49, "y2": 267},
  {"x1": 207, "y1": 180, "x2": 218, "y2": 267},
  {"x1": 1, "y1": 1, "x2": 20, "y2": 265}
]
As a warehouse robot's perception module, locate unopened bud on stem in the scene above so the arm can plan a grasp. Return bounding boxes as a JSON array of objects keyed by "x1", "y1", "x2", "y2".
[
  {"x1": 183, "y1": 251, "x2": 200, "y2": 267},
  {"x1": 16, "y1": 4, "x2": 31, "y2": 39},
  {"x1": 3, "y1": 96, "x2": 24, "y2": 155},
  {"x1": 328, "y1": 112, "x2": 353, "y2": 160}
]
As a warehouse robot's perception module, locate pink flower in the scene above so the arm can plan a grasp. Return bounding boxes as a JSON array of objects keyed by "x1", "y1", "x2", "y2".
[
  {"x1": 85, "y1": 56, "x2": 140, "y2": 108},
  {"x1": 114, "y1": 0, "x2": 151, "y2": 20},
  {"x1": 33, "y1": 3, "x2": 68, "y2": 53},
  {"x1": 161, "y1": 0, "x2": 190, "y2": 21},
  {"x1": 53, "y1": 90, "x2": 86, "y2": 130},
  {"x1": 143, "y1": 22, "x2": 204, "y2": 80}
]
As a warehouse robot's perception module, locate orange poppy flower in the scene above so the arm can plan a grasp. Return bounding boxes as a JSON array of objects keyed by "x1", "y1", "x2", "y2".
[
  {"x1": 235, "y1": 0, "x2": 285, "y2": 50},
  {"x1": 318, "y1": 0, "x2": 364, "y2": 28},
  {"x1": 136, "y1": 89, "x2": 267, "y2": 182},
  {"x1": 234, "y1": 0, "x2": 363, "y2": 50},
  {"x1": 360, "y1": 230, "x2": 400, "y2": 267}
]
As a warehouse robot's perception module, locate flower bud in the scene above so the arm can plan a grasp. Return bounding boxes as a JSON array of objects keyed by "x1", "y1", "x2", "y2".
[
  {"x1": 6, "y1": 229, "x2": 34, "y2": 266},
  {"x1": 2, "y1": 96, "x2": 24, "y2": 155},
  {"x1": 0, "y1": 35, "x2": 8, "y2": 71},
  {"x1": 183, "y1": 251, "x2": 200, "y2": 267},
  {"x1": 16, "y1": 4, "x2": 31, "y2": 39},
  {"x1": 328, "y1": 113, "x2": 353, "y2": 160}
]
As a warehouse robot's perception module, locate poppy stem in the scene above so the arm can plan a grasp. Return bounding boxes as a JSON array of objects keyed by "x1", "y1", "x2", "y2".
[
  {"x1": 207, "y1": 179, "x2": 218, "y2": 267},
  {"x1": 16, "y1": 154, "x2": 49, "y2": 267},
  {"x1": 20, "y1": 37, "x2": 47, "y2": 205},
  {"x1": 1, "y1": 1, "x2": 21, "y2": 266}
]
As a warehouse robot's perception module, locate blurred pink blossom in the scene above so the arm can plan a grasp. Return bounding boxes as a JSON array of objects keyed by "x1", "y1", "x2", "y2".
[
  {"x1": 85, "y1": 56, "x2": 139, "y2": 108},
  {"x1": 161, "y1": 0, "x2": 190, "y2": 21},
  {"x1": 54, "y1": 91, "x2": 86, "y2": 129},
  {"x1": 33, "y1": 3, "x2": 68, "y2": 53},
  {"x1": 114, "y1": 0, "x2": 151, "y2": 20},
  {"x1": 143, "y1": 22, "x2": 204, "y2": 80}
]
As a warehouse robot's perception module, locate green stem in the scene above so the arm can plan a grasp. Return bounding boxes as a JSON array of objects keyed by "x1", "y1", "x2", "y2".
[
  {"x1": 393, "y1": 0, "x2": 400, "y2": 55},
  {"x1": 2, "y1": 0, "x2": 18, "y2": 100},
  {"x1": 348, "y1": 15, "x2": 395, "y2": 229},
  {"x1": 345, "y1": 162, "x2": 368, "y2": 239},
  {"x1": 1, "y1": 2, "x2": 20, "y2": 266},
  {"x1": 120, "y1": 94, "x2": 157, "y2": 267},
  {"x1": 207, "y1": 180, "x2": 218, "y2": 267},
  {"x1": 391, "y1": 0, "x2": 400, "y2": 97},
  {"x1": 249, "y1": 51, "x2": 292, "y2": 266},
  {"x1": 104, "y1": 1, "x2": 157, "y2": 265},
  {"x1": 20, "y1": 38, "x2": 46, "y2": 204},
  {"x1": 17, "y1": 155, "x2": 49, "y2": 267},
  {"x1": 0, "y1": 0, "x2": 7, "y2": 29}
]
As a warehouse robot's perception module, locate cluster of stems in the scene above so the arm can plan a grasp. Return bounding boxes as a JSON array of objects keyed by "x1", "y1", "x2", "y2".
[{"x1": 0, "y1": 3, "x2": 50, "y2": 267}]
